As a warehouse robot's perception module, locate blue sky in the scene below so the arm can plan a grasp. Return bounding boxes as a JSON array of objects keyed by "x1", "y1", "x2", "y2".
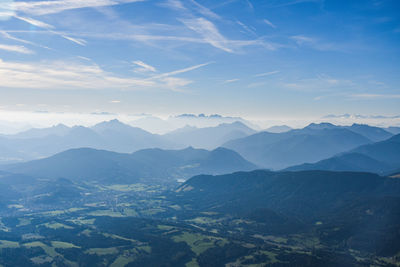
[{"x1": 0, "y1": 0, "x2": 399, "y2": 122}]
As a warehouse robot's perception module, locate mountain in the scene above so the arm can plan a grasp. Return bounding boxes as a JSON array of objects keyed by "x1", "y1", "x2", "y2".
[
  {"x1": 9, "y1": 124, "x2": 70, "y2": 139},
  {"x1": 1, "y1": 147, "x2": 257, "y2": 184},
  {"x1": 129, "y1": 116, "x2": 176, "y2": 134},
  {"x1": 163, "y1": 121, "x2": 257, "y2": 149},
  {"x1": 305, "y1": 122, "x2": 393, "y2": 141},
  {"x1": 386, "y1": 126, "x2": 400, "y2": 135},
  {"x1": 344, "y1": 123, "x2": 393, "y2": 142},
  {"x1": 286, "y1": 134, "x2": 400, "y2": 174},
  {"x1": 351, "y1": 133, "x2": 400, "y2": 164},
  {"x1": 173, "y1": 170, "x2": 400, "y2": 255},
  {"x1": 285, "y1": 153, "x2": 393, "y2": 174},
  {"x1": 176, "y1": 170, "x2": 400, "y2": 221},
  {"x1": 264, "y1": 125, "x2": 292, "y2": 133},
  {"x1": 223, "y1": 123, "x2": 371, "y2": 169},
  {"x1": 0, "y1": 120, "x2": 178, "y2": 163},
  {"x1": 90, "y1": 119, "x2": 177, "y2": 152}
]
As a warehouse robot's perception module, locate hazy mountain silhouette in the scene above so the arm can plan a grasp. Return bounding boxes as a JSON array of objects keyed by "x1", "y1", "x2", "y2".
[
  {"x1": 386, "y1": 126, "x2": 400, "y2": 135},
  {"x1": 176, "y1": 170, "x2": 400, "y2": 222},
  {"x1": 286, "y1": 134, "x2": 400, "y2": 174},
  {"x1": 264, "y1": 125, "x2": 292, "y2": 133},
  {"x1": 1, "y1": 147, "x2": 257, "y2": 184},
  {"x1": 223, "y1": 123, "x2": 372, "y2": 169},
  {"x1": 0, "y1": 120, "x2": 178, "y2": 163},
  {"x1": 9, "y1": 124, "x2": 71, "y2": 139},
  {"x1": 344, "y1": 123, "x2": 393, "y2": 142},
  {"x1": 163, "y1": 121, "x2": 257, "y2": 149}
]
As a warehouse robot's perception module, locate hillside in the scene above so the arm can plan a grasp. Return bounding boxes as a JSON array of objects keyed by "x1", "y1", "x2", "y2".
[
  {"x1": 173, "y1": 170, "x2": 400, "y2": 255},
  {"x1": 286, "y1": 134, "x2": 400, "y2": 174},
  {"x1": 1, "y1": 147, "x2": 257, "y2": 184},
  {"x1": 0, "y1": 120, "x2": 178, "y2": 163},
  {"x1": 223, "y1": 123, "x2": 372, "y2": 169},
  {"x1": 163, "y1": 121, "x2": 257, "y2": 149}
]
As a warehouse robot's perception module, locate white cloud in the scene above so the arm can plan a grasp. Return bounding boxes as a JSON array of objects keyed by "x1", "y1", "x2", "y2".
[
  {"x1": 283, "y1": 75, "x2": 355, "y2": 92},
  {"x1": 160, "y1": 0, "x2": 186, "y2": 10},
  {"x1": 291, "y1": 35, "x2": 347, "y2": 52},
  {"x1": 0, "y1": 58, "x2": 154, "y2": 90},
  {"x1": 223, "y1": 78, "x2": 239, "y2": 84},
  {"x1": 14, "y1": 15, "x2": 54, "y2": 29},
  {"x1": 57, "y1": 33, "x2": 87, "y2": 46},
  {"x1": 291, "y1": 35, "x2": 314, "y2": 44},
  {"x1": 181, "y1": 17, "x2": 233, "y2": 52},
  {"x1": 0, "y1": 44, "x2": 33, "y2": 54},
  {"x1": 263, "y1": 19, "x2": 276, "y2": 29},
  {"x1": 0, "y1": 58, "x2": 210, "y2": 92},
  {"x1": 245, "y1": 0, "x2": 254, "y2": 11},
  {"x1": 12, "y1": 0, "x2": 146, "y2": 16},
  {"x1": 110, "y1": 100, "x2": 121, "y2": 103},
  {"x1": 133, "y1": 60, "x2": 157, "y2": 72},
  {"x1": 10, "y1": 15, "x2": 87, "y2": 46},
  {"x1": 151, "y1": 62, "x2": 212, "y2": 79},
  {"x1": 254, "y1": 70, "x2": 279, "y2": 77},
  {"x1": 159, "y1": 77, "x2": 192, "y2": 92},
  {"x1": 237, "y1": 20, "x2": 256, "y2": 36},
  {"x1": 188, "y1": 0, "x2": 221, "y2": 20},
  {"x1": 349, "y1": 93, "x2": 400, "y2": 99},
  {"x1": 71, "y1": 31, "x2": 272, "y2": 52},
  {"x1": 0, "y1": 31, "x2": 51, "y2": 50}
]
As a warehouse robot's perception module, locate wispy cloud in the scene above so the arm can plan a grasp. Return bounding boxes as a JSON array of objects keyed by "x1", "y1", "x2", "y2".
[
  {"x1": 291, "y1": 35, "x2": 314, "y2": 44},
  {"x1": 14, "y1": 15, "x2": 54, "y2": 29},
  {"x1": 0, "y1": 44, "x2": 33, "y2": 54},
  {"x1": 57, "y1": 33, "x2": 87, "y2": 46},
  {"x1": 0, "y1": 58, "x2": 210, "y2": 92},
  {"x1": 181, "y1": 17, "x2": 233, "y2": 52},
  {"x1": 159, "y1": 77, "x2": 192, "y2": 92},
  {"x1": 12, "y1": 0, "x2": 146, "y2": 16},
  {"x1": 77, "y1": 56, "x2": 92, "y2": 61},
  {"x1": 0, "y1": 58, "x2": 153, "y2": 90},
  {"x1": 283, "y1": 75, "x2": 354, "y2": 92},
  {"x1": 349, "y1": 93, "x2": 400, "y2": 99},
  {"x1": 151, "y1": 62, "x2": 212, "y2": 79},
  {"x1": 189, "y1": 0, "x2": 221, "y2": 20},
  {"x1": 245, "y1": 0, "x2": 254, "y2": 11},
  {"x1": 237, "y1": 20, "x2": 256, "y2": 36},
  {"x1": 222, "y1": 78, "x2": 239, "y2": 84},
  {"x1": 7, "y1": 29, "x2": 277, "y2": 52},
  {"x1": 254, "y1": 70, "x2": 279, "y2": 77},
  {"x1": 12, "y1": 14, "x2": 87, "y2": 46},
  {"x1": 265, "y1": 0, "x2": 323, "y2": 8},
  {"x1": 247, "y1": 81, "x2": 267, "y2": 88},
  {"x1": 133, "y1": 60, "x2": 157, "y2": 72},
  {"x1": 110, "y1": 100, "x2": 121, "y2": 103},
  {"x1": 291, "y1": 35, "x2": 347, "y2": 52},
  {"x1": 0, "y1": 30, "x2": 51, "y2": 50},
  {"x1": 263, "y1": 18, "x2": 276, "y2": 29},
  {"x1": 160, "y1": 0, "x2": 187, "y2": 10}
]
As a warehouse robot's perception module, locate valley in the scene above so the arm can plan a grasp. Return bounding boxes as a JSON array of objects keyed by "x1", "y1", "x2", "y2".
[{"x1": 0, "y1": 169, "x2": 399, "y2": 266}]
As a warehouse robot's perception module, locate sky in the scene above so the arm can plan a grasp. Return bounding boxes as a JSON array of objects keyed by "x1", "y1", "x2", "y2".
[{"x1": 0, "y1": 0, "x2": 399, "y2": 128}]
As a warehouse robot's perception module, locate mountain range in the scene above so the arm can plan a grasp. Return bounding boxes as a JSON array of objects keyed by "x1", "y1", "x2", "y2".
[
  {"x1": 0, "y1": 147, "x2": 257, "y2": 184},
  {"x1": 0, "y1": 120, "x2": 261, "y2": 164},
  {"x1": 286, "y1": 133, "x2": 400, "y2": 174},
  {"x1": 223, "y1": 123, "x2": 390, "y2": 169},
  {"x1": 173, "y1": 170, "x2": 400, "y2": 254},
  {"x1": 163, "y1": 121, "x2": 256, "y2": 149}
]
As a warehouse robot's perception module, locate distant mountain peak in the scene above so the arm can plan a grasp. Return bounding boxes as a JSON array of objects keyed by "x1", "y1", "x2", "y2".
[
  {"x1": 265, "y1": 125, "x2": 292, "y2": 133},
  {"x1": 305, "y1": 122, "x2": 337, "y2": 130},
  {"x1": 92, "y1": 119, "x2": 134, "y2": 132},
  {"x1": 95, "y1": 119, "x2": 124, "y2": 126},
  {"x1": 53, "y1": 123, "x2": 69, "y2": 129}
]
